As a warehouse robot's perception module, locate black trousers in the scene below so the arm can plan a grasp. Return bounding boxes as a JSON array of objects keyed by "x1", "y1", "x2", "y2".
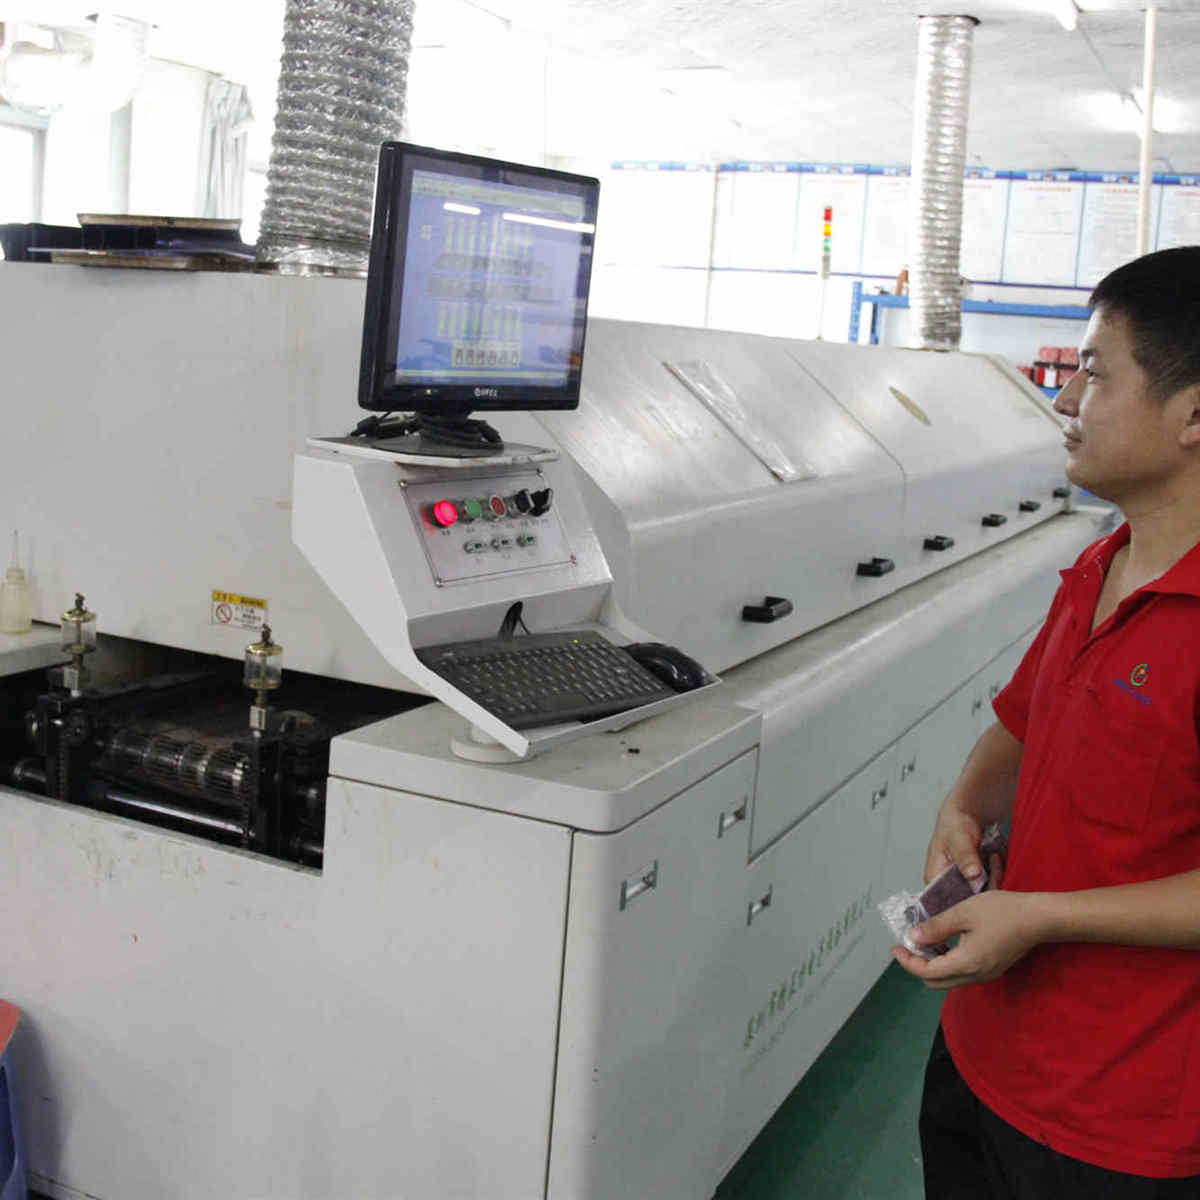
[{"x1": 919, "y1": 1026, "x2": 1200, "y2": 1199}]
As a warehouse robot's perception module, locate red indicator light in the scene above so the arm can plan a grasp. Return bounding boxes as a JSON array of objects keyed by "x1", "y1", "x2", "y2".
[
  {"x1": 823, "y1": 206, "x2": 832, "y2": 221},
  {"x1": 432, "y1": 500, "x2": 459, "y2": 527}
]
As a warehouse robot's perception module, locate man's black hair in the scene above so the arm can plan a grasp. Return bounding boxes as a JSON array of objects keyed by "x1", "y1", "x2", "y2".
[{"x1": 1090, "y1": 246, "x2": 1200, "y2": 402}]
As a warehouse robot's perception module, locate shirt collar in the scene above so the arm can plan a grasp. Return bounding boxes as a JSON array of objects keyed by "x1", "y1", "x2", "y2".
[{"x1": 1061, "y1": 520, "x2": 1200, "y2": 599}]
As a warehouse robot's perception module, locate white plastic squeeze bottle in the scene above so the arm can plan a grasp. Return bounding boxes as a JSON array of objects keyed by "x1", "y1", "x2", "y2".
[{"x1": 0, "y1": 530, "x2": 33, "y2": 634}]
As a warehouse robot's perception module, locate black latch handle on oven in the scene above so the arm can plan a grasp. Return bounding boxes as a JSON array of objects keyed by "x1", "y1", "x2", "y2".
[
  {"x1": 982, "y1": 513, "x2": 1008, "y2": 527},
  {"x1": 856, "y1": 557, "x2": 895, "y2": 578},
  {"x1": 924, "y1": 535, "x2": 955, "y2": 552},
  {"x1": 741, "y1": 596, "x2": 794, "y2": 624}
]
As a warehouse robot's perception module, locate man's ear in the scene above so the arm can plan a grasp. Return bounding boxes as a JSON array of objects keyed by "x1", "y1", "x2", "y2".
[{"x1": 1179, "y1": 384, "x2": 1200, "y2": 448}]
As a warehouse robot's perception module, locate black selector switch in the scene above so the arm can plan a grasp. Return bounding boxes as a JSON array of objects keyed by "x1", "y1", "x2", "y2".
[
  {"x1": 924, "y1": 535, "x2": 955, "y2": 551},
  {"x1": 982, "y1": 513, "x2": 1008, "y2": 527},
  {"x1": 529, "y1": 487, "x2": 553, "y2": 516},
  {"x1": 512, "y1": 489, "x2": 533, "y2": 514}
]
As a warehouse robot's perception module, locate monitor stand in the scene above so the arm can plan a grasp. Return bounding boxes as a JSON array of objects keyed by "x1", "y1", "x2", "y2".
[{"x1": 306, "y1": 412, "x2": 559, "y2": 468}]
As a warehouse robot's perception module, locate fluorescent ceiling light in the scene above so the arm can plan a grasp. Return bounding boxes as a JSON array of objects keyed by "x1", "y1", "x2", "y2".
[
  {"x1": 502, "y1": 213, "x2": 596, "y2": 234},
  {"x1": 1047, "y1": 0, "x2": 1079, "y2": 31},
  {"x1": 444, "y1": 202, "x2": 481, "y2": 215}
]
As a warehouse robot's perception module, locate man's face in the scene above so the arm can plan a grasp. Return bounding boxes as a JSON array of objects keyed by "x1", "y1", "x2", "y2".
[{"x1": 1053, "y1": 308, "x2": 1192, "y2": 505}]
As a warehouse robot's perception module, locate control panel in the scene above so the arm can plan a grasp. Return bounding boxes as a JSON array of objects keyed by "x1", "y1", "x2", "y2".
[{"x1": 404, "y1": 469, "x2": 574, "y2": 584}]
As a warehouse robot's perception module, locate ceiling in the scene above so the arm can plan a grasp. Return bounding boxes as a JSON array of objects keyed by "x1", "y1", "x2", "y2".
[{"x1": 4, "y1": 0, "x2": 1200, "y2": 173}]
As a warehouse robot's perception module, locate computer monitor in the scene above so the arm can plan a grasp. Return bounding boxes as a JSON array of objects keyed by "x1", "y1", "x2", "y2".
[{"x1": 358, "y1": 141, "x2": 600, "y2": 453}]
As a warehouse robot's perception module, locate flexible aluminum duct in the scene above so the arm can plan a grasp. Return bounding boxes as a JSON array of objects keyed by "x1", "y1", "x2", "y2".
[
  {"x1": 256, "y1": 0, "x2": 413, "y2": 275},
  {"x1": 908, "y1": 15, "x2": 977, "y2": 350}
]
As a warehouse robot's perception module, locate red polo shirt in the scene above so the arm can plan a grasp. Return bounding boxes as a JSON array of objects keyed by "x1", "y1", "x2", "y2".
[{"x1": 942, "y1": 522, "x2": 1200, "y2": 1178}]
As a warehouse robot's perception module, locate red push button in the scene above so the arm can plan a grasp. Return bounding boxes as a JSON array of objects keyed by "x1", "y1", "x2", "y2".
[
  {"x1": 432, "y1": 500, "x2": 459, "y2": 527},
  {"x1": 488, "y1": 495, "x2": 507, "y2": 518}
]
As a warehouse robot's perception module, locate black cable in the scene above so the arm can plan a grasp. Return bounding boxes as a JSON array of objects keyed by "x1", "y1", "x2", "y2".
[
  {"x1": 499, "y1": 601, "x2": 524, "y2": 640},
  {"x1": 415, "y1": 415, "x2": 502, "y2": 448}
]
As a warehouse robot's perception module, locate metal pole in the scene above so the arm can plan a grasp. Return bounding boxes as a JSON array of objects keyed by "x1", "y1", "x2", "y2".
[
  {"x1": 703, "y1": 168, "x2": 719, "y2": 328},
  {"x1": 1137, "y1": 5, "x2": 1158, "y2": 256}
]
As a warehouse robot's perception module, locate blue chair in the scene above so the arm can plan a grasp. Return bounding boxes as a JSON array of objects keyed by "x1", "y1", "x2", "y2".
[{"x1": 0, "y1": 1000, "x2": 26, "y2": 1200}]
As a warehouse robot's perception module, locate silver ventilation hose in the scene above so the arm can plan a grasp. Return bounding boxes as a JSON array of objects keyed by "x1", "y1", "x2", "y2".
[
  {"x1": 908, "y1": 15, "x2": 977, "y2": 351},
  {"x1": 256, "y1": 0, "x2": 414, "y2": 276}
]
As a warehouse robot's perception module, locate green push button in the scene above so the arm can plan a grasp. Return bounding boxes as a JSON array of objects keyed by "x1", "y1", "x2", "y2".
[{"x1": 462, "y1": 498, "x2": 483, "y2": 521}]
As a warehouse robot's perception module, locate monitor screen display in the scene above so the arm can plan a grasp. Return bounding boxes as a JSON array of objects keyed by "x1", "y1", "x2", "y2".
[{"x1": 359, "y1": 143, "x2": 599, "y2": 415}]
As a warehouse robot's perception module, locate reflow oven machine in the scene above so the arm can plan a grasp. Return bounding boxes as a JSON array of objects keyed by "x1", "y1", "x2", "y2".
[{"x1": 0, "y1": 144, "x2": 1106, "y2": 1200}]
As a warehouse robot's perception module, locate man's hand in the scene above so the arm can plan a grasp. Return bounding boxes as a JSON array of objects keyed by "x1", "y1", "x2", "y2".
[
  {"x1": 922, "y1": 722, "x2": 1023, "y2": 887},
  {"x1": 924, "y1": 806, "x2": 988, "y2": 887},
  {"x1": 892, "y1": 890, "x2": 1046, "y2": 990}
]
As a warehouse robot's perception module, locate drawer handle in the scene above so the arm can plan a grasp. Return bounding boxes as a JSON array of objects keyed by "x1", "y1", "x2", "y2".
[
  {"x1": 619, "y1": 861, "x2": 658, "y2": 911},
  {"x1": 742, "y1": 595, "x2": 794, "y2": 623},
  {"x1": 856, "y1": 556, "x2": 895, "y2": 578},
  {"x1": 718, "y1": 799, "x2": 748, "y2": 838},
  {"x1": 747, "y1": 886, "x2": 773, "y2": 926}
]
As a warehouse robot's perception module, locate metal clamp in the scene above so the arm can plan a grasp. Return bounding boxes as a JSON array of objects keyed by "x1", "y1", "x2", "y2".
[
  {"x1": 619, "y1": 861, "x2": 659, "y2": 911},
  {"x1": 747, "y1": 886, "x2": 773, "y2": 926},
  {"x1": 718, "y1": 799, "x2": 748, "y2": 838},
  {"x1": 871, "y1": 782, "x2": 889, "y2": 809},
  {"x1": 900, "y1": 758, "x2": 917, "y2": 781},
  {"x1": 972, "y1": 696, "x2": 984, "y2": 715}
]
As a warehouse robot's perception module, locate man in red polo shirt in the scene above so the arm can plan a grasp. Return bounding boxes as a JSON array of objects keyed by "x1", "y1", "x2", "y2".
[{"x1": 895, "y1": 246, "x2": 1200, "y2": 1197}]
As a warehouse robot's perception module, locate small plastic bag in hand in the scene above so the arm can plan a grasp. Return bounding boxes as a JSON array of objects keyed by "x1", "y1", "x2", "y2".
[{"x1": 878, "y1": 824, "x2": 1007, "y2": 958}]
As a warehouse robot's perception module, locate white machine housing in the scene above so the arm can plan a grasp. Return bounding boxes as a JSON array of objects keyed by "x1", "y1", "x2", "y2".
[{"x1": 0, "y1": 263, "x2": 1106, "y2": 1200}]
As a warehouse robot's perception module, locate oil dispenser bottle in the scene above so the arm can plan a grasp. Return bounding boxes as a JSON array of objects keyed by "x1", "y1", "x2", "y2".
[{"x1": 0, "y1": 530, "x2": 32, "y2": 634}]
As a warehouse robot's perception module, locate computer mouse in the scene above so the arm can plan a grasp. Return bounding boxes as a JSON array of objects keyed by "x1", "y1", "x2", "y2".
[{"x1": 624, "y1": 642, "x2": 709, "y2": 692}]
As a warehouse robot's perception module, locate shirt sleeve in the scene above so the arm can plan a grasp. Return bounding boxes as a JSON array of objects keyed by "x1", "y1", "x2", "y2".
[{"x1": 992, "y1": 582, "x2": 1065, "y2": 744}]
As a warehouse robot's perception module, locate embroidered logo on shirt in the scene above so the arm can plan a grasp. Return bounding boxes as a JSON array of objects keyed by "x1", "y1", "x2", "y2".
[{"x1": 1115, "y1": 665, "x2": 1152, "y2": 706}]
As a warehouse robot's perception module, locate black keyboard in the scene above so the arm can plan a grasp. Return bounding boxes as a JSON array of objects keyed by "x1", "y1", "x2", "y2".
[{"x1": 416, "y1": 630, "x2": 677, "y2": 729}]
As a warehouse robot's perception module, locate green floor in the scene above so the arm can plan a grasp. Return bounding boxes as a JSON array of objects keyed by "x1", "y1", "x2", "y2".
[{"x1": 714, "y1": 963, "x2": 945, "y2": 1200}]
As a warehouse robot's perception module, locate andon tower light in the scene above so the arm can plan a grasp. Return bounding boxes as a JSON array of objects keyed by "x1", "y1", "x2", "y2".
[{"x1": 816, "y1": 204, "x2": 833, "y2": 340}]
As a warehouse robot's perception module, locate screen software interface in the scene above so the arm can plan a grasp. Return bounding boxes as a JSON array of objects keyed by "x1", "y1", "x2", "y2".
[{"x1": 389, "y1": 168, "x2": 596, "y2": 389}]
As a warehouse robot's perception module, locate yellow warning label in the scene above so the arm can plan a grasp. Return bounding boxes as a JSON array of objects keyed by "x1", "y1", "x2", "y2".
[{"x1": 211, "y1": 589, "x2": 267, "y2": 632}]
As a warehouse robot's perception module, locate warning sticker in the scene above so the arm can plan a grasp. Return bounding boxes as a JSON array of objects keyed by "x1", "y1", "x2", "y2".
[{"x1": 211, "y1": 589, "x2": 267, "y2": 632}]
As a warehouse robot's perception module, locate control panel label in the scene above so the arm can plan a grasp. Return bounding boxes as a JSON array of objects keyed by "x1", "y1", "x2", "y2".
[{"x1": 211, "y1": 589, "x2": 267, "y2": 631}]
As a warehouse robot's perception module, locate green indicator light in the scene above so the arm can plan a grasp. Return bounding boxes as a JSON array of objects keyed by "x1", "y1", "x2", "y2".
[{"x1": 463, "y1": 498, "x2": 483, "y2": 520}]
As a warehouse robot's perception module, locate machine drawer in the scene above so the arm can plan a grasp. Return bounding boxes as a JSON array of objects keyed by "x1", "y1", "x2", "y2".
[
  {"x1": 718, "y1": 745, "x2": 896, "y2": 1175},
  {"x1": 548, "y1": 749, "x2": 757, "y2": 1200}
]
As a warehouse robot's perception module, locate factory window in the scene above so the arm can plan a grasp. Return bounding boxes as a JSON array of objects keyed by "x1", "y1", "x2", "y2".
[{"x1": 0, "y1": 111, "x2": 43, "y2": 227}]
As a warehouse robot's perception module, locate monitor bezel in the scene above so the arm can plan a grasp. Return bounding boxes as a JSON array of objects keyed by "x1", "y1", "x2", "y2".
[{"x1": 358, "y1": 141, "x2": 600, "y2": 415}]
